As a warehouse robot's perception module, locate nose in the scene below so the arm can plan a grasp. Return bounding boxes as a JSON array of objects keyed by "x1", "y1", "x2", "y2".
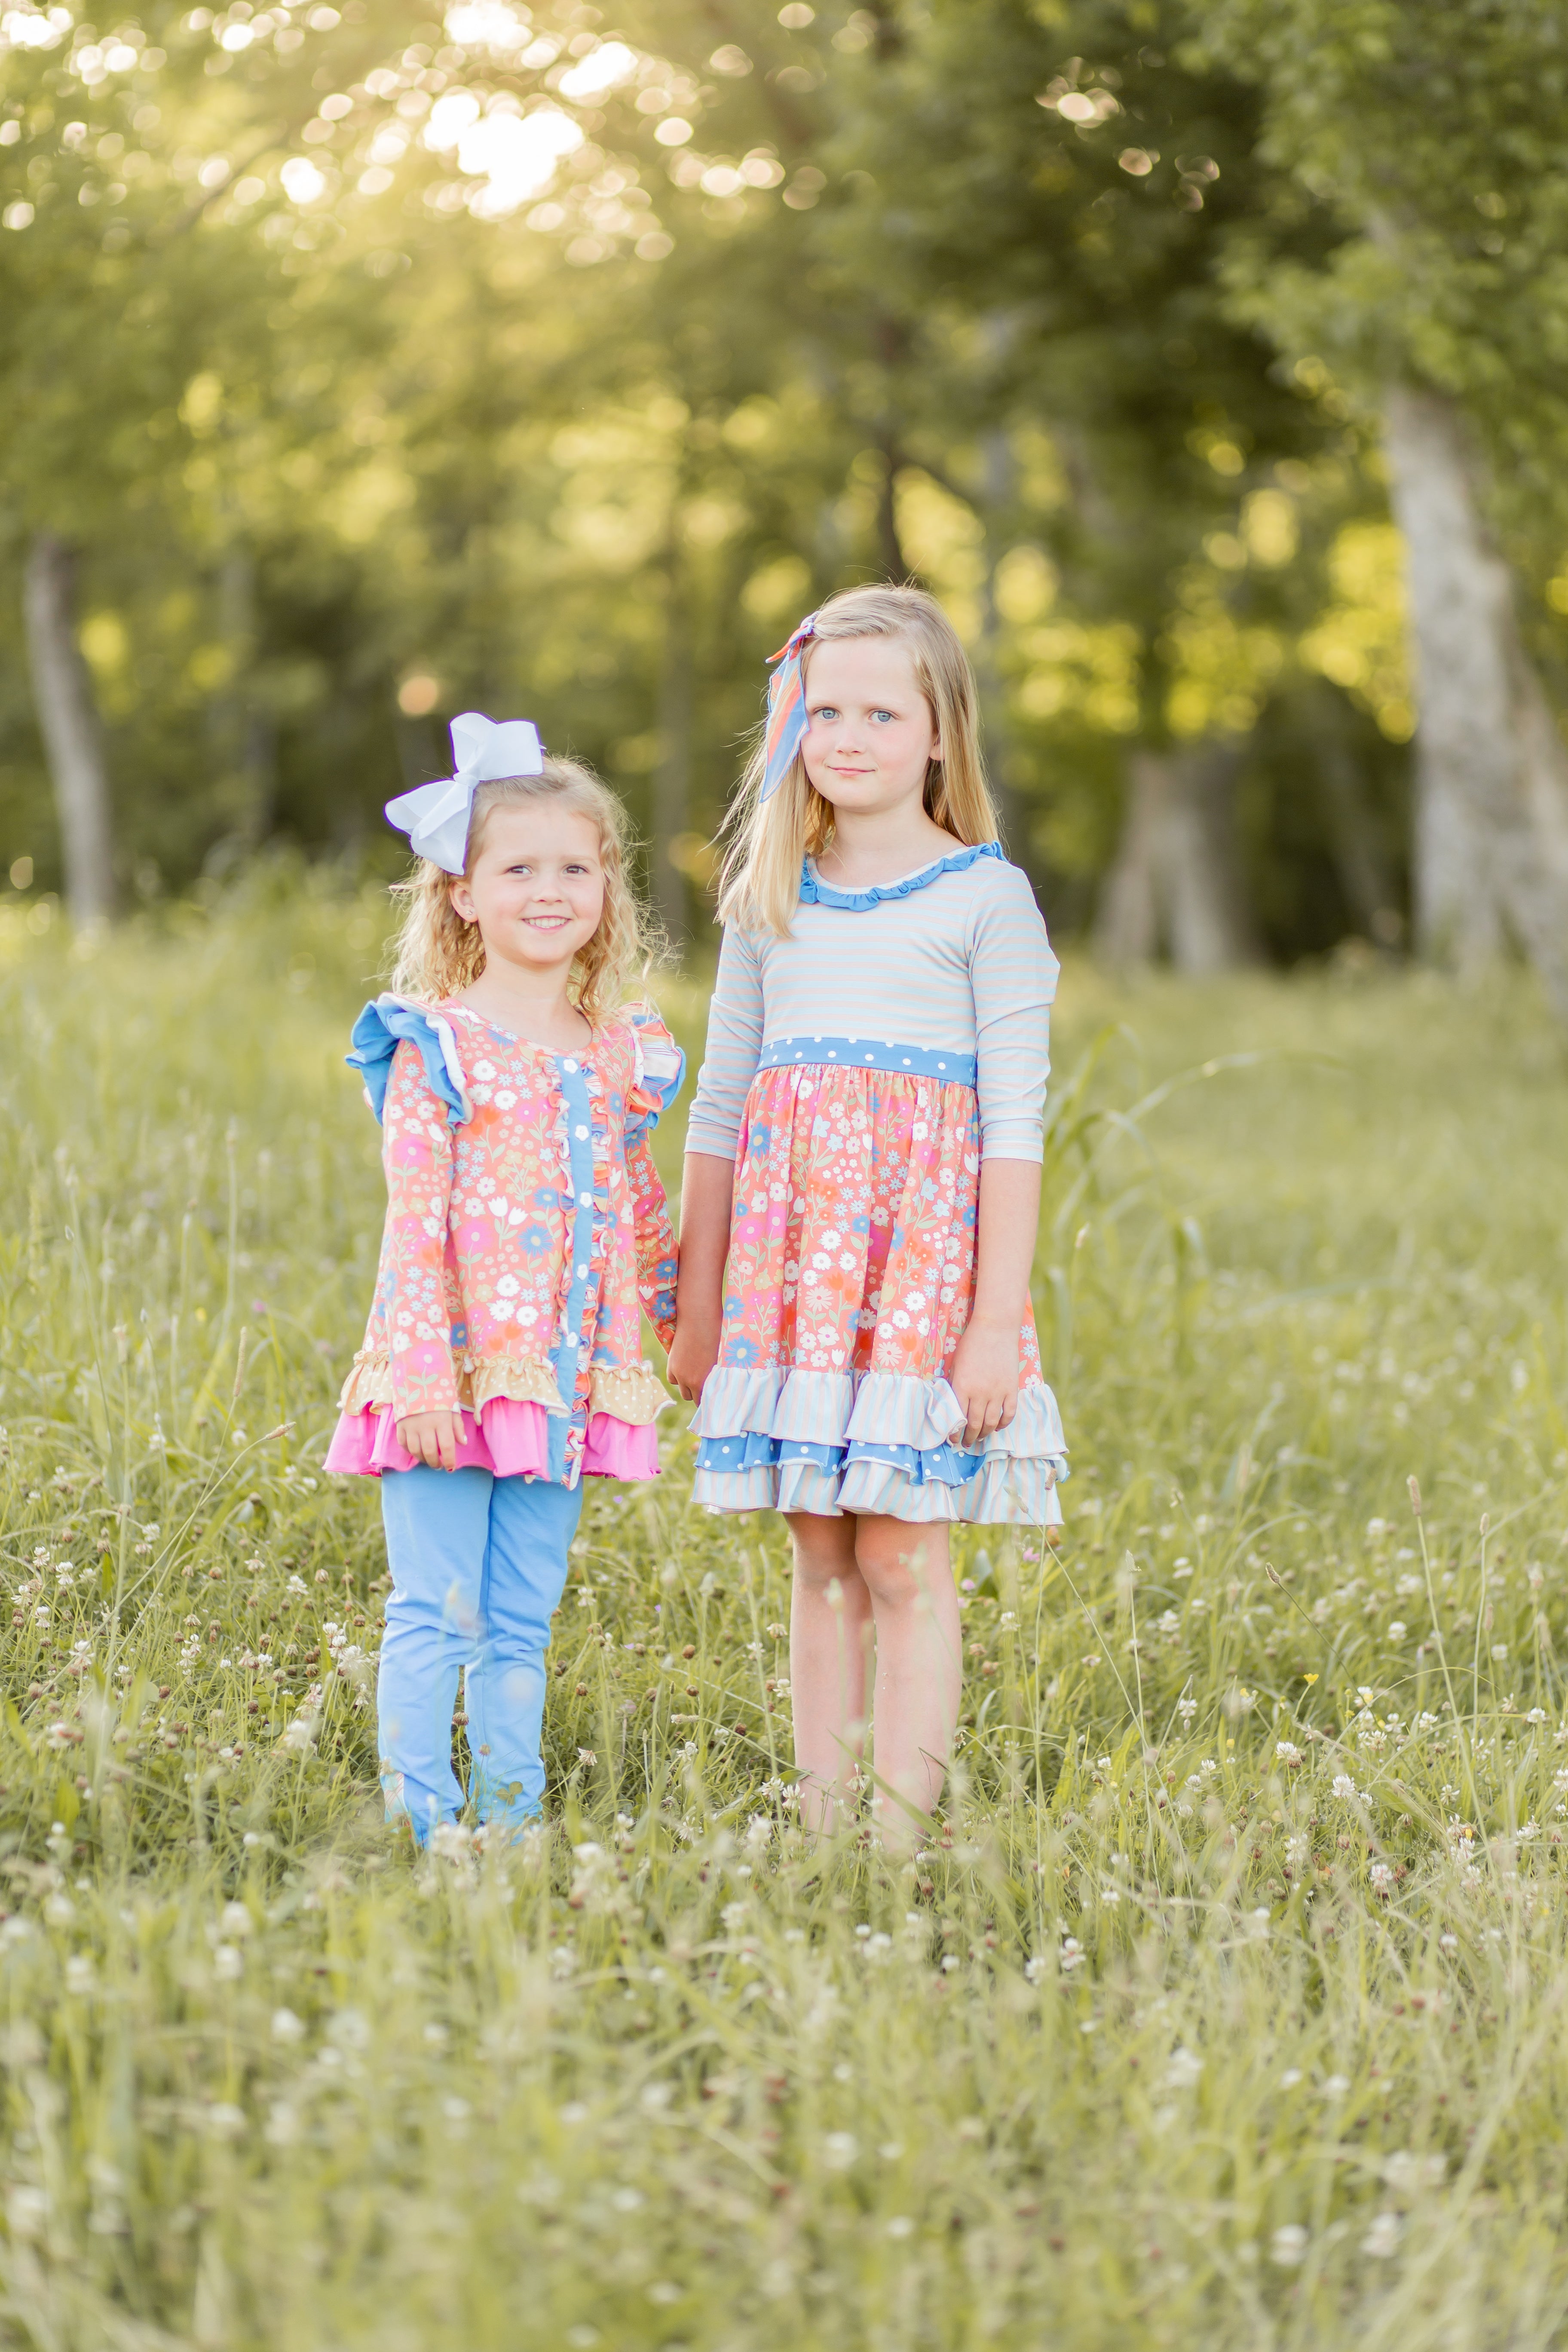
[{"x1": 821, "y1": 712, "x2": 867, "y2": 756}]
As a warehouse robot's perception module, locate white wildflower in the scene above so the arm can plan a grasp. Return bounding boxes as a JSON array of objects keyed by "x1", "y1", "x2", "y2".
[
  {"x1": 1383, "y1": 2151, "x2": 1446, "y2": 2195},
  {"x1": 1361, "y1": 2211, "x2": 1402, "y2": 2259}
]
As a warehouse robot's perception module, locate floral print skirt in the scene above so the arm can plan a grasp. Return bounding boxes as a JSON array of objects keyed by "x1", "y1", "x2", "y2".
[{"x1": 691, "y1": 1050, "x2": 1068, "y2": 1524}]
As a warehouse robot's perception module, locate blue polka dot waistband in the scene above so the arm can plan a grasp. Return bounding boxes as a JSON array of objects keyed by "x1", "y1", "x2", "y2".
[{"x1": 756, "y1": 1036, "x2": 979, "y2": 1087}]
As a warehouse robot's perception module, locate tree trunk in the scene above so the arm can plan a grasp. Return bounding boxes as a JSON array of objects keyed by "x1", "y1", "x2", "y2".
[
  {"x1": 23, "y1": 533, "x2": 115, "y2": 925},
  {"x1": 1096, "y1": 742, "x2": 1262, "y2": 971},
  {"x1": 1383, "y1": 383, "x2": 1568, "y2": 1015},
  {"x1": 650, "y1": 554, "x2": 693, "y2": 949}
]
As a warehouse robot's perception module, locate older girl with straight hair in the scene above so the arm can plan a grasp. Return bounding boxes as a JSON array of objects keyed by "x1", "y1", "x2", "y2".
[{"x1": 670, "y1": 585, "x2": 1067, "y2": 1845}]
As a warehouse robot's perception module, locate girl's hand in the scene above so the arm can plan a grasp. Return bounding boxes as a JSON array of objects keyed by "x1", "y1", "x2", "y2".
[
  {"x1": 949, "y1": 1317, "x2": 1020, "y2": 1450},
  {"x1": 396, "y1": 1410, "x2": 462, "y2": 1470},
  {"x1": 667, "y1": 1316, "x2": 722, "y2": 1405},
  {"x1": 668, "y1": 1154, "x2": 735, "y2": 1406}
]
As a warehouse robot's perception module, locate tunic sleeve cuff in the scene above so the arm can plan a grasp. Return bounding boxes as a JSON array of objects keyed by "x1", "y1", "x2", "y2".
[
  {"x1": 681, "y1": 1119, "x2": 740, "y2": 1161},
  {"x1": 977, "y1": 1124, "x2": 1044, "y2": 1161}
]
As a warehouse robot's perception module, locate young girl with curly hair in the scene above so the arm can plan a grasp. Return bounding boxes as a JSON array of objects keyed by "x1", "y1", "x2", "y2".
[{"x1": 326, "y1": 714, "x2": 682, "y2": 1841}]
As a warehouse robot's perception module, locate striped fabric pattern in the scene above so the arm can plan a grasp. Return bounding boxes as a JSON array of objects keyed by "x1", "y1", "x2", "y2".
[{"x1": 686, "y1": 845, "x2": 1058, "y2": 1164}]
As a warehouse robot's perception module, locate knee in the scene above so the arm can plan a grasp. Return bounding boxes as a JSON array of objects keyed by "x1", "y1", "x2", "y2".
[
  {"x1": 483, "y1": 1610, "x2": 552, "y2": 1662},
  {"x1": 386, "y1": 1574, "x2": 483, "y2": 1644},
  {"x1": 489, "y1": 1658, "x2": 546, "y2": 1714},
  {"x1": 854, "y1": 1525, "x2": 941, "y2": 1610},
  {"x1": 790, "y1": 1519, "x2": 858, "y2": 1596}
]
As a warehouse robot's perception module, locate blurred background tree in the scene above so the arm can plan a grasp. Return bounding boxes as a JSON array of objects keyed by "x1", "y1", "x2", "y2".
[
  {"x1": 1198, "y1": 0, "x2": 1568, "y2": 1013},
  {"x1": 2, "y1": 0, "x2": 1565, "y2": 998}
]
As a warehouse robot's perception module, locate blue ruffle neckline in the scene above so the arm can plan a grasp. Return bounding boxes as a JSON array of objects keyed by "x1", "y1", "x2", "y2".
[{"x1": 799, "y1": 838, "x2": 1004, "y2": 912}]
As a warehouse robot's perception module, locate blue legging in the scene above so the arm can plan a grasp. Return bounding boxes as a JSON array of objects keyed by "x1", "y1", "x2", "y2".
[{"x1": 377, "y1": 1466, "x2": 583, "y2": 1837}]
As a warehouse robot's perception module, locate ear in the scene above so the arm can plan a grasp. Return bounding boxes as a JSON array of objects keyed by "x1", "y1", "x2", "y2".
[{"x1": 448, "y1": 874, "x2": 477, "y2": 926}]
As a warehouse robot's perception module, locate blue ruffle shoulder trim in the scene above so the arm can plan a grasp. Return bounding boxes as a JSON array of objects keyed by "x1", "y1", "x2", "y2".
[
  {"x1": 346, "y1": 995, "x2": 471, "y2": 1129},
  {"x1": 798, "y1": 837, "x2": 1004, "y2": 911},
  {"x1": 623, "y1": 1006, "x2": 686, "y2": 1147}
]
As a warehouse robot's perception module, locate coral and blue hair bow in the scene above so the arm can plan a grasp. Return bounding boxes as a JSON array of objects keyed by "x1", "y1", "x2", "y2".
[
  {"x1": 760, "y1": 610, "x2": 819, "y2": 803},
  {"x1": 384, "y1": 710, "x2": 544, "y2": 874}
]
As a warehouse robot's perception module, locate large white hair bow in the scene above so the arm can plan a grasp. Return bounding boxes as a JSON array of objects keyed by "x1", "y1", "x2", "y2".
[{"x1": 384, "y1": 711, "x2": 544, "y2": 875}]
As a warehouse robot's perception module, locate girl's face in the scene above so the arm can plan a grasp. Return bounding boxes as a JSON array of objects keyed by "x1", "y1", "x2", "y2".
[
  {"x1": 449, "y1": 802, "x2": 605, "y2": 977},
  {"x1": 800, "y1": 636, "x2": 940, "y2": 819}
]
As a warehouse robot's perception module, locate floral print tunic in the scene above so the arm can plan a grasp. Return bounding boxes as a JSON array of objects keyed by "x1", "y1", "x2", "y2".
[{"x1": 333, "y1": 998, "x2": 680, "y2": 1483}]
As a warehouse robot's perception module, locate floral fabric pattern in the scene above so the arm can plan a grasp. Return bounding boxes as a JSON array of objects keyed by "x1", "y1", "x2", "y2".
[
  {"x1": 693, "y1": 1057, "x2": 1067, "y2": 1525},
  {"x1": 720, "y1": 1060, "x2": 1041, "y2": 1384},
  {"x1": 337, "y1": 1004, "x2": 679, "y2": 1458}
]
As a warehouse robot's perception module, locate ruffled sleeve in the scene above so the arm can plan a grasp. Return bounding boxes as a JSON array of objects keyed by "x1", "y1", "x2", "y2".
[
  {"x1": 622, "y1": 1004, "x2": 686, "y2": 1145},
  {"x1": 346, "y1": 995, "x2": 472, "y2": 1129},
  {"x1": 620, "y1": 1006, "x2": 681, "y2": 1349}
]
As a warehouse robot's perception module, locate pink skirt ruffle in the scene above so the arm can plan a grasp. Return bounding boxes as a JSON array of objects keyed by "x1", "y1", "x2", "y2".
[{"x1": 323, "y1": 1397, "x2": 659, "y2": 1482}]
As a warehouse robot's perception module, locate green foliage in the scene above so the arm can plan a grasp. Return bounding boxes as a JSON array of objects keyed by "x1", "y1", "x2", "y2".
[
  {"x1": 0, "y1": 0, "x2": 1428, "y2": 959},
  {"x1": 1, "y1": 900, "x2": 1567, "y2": 2340},
  {"x1": 1192, "y1": 0, "x2": 1568, "y2": 628}
]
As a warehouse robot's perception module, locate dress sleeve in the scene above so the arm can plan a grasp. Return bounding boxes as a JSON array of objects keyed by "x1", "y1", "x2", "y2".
[
  {"x1": 379, "y1": 1038, "x2": 460, "y2": 1417},
  {"x1": 684, "y1": 924, "x2": 764, "y2": 1160},
  {"x1": 622, "y1": 1005, "x2": 686, "y2": 1146},
  {"x1": 628, "y1": 1133, "x2": 677, "y2": 1351},
  {"x1": 969, "y1": 864, "x2": 1060, "y2": 1163}
]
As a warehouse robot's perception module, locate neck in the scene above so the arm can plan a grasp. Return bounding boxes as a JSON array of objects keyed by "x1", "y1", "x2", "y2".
[
  {"x1": 456, "y1": 952, "x2": 589, "y2": 1048},
  {"x1": 815, "y1": 796, "x2": 951, "y2": 888}
]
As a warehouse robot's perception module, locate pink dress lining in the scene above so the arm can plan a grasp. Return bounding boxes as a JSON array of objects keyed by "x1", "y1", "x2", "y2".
[{"x1": 323, "y1": 1397, "x2": 659, "y2": 1482}]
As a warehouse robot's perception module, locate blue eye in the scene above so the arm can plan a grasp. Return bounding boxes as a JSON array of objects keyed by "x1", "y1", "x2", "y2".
[
  {"x1": 870, "y1": 708, "x2": 896, "y2": 723},
  {"x1": 812, "y1": 704, "x2": 839, "y2": 722}
]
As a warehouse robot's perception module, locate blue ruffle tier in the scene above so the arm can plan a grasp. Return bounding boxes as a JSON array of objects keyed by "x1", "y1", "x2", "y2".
[{"x1": 691, "y1": 1365, "x2": 1067, "y2": 1526}]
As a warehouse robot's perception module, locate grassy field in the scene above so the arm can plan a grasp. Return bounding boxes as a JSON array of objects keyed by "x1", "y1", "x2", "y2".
[{"x1": 0, "y1": 868, "x2": 1566, "y2": 2350}]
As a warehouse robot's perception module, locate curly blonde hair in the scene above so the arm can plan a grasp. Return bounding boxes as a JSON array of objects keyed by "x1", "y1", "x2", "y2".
[
  {"x1": 387, "y1": 757, "x2": 658, "y2": 1024},
  {"x1": 717, "y1": 583, "x2": 1000, "y2": 939}
]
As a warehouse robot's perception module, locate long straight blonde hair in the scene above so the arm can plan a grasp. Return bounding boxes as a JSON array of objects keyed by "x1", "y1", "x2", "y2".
[
  {"x1": 387, "y1": 758, "x2": 657, "y2": 1023},
  {"x1": 716, "y1": 583, "x2": 999, "y2": 938}
]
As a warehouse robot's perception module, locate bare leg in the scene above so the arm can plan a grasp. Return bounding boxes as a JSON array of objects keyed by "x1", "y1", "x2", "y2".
[
  {"x1": 853, "y1": 1516, "x2": 962, "y2": 1850},
  {"x1": 785, "y1": 1512, "x2": 873, "y2": 1833}
]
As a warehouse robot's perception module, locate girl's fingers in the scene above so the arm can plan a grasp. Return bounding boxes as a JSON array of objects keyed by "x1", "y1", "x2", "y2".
[{"x1": 962, "y1": 1392, "x2": 1015, "y2": 1446}]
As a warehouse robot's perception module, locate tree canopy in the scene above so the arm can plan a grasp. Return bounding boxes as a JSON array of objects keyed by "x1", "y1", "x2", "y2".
[{"x1": 4, "y1": 0, "x2": 1566, "y2": 974}]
